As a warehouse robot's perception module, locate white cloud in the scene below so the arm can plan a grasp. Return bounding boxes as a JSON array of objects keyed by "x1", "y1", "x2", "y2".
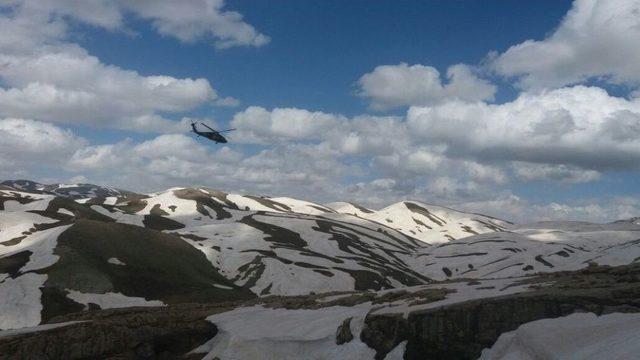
[
  {"x1": 215, "y1": 96, "x2": 241, "y2": 107},
  {"x1": 512, "y1": 162, "x2": 601, "y2": 183},
  {"x1": 330, "y1": 115, "x2": 409, "y2": 156},
  {"x1": 407, "y1": 86, "x2": 640, "y2": 171},
  {"x1": 2, "y1": 0, "x2": 269, "y2": 49},
  {"x1": 0, "y1": 118, "x2": 85, "y2": 171},
  {"x1": 458, "y1": 194, "x2": 640, "y2": 224},
  {"x1": 230, "y1": 106, "x2": 346, "y2": 143},
  {"x1": 491, "y1": 0, "x2": 640, "y2": 89},
  {"x1": 2, "y1": 117, "x2": 635, "y2": 223},
  {"x1": 64, "y1": 130, "x2": 348, "y2": 199},
  {"x1": 0, "y1": 1, "x2": 255, "y2": 132},
  {"x1": 357, "y1": 63, "x2": 496, "y2": 110},
  {"x1": 0, "y1": 50, "x2": 216, "y2": 131},
  {"x1": 121, "y1": 0, "x2": 270, "y2": 49}
]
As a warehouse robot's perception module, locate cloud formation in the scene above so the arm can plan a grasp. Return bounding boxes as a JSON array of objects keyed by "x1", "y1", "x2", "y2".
[
  {"x1": 407, "y1": 86, "x2": 640, "y2": 171},
  {"x1": 0, "y1": 118, "x2": 86, "y2": 181},
  {"x1": 3, "y1": 0, "x2": 640, "y2": 223},
  {"x1": 230, "y1": 106, "x2": 346, "y2": 143},
  {"x1": 357, "y1": 63, "x2": 496, "y2": 110},
  {"x1": 4, "y1": 0, "x2": 269, "y2": 49},
  {"x1": 491, "y1": 0, "x2": 640, "y2": 89},
  {"x1": 0, "y1": 49, "x2": 216, "y2": 132},
  {"x1": 0, "y1": 0, "x2": 263, "y2": 132}
]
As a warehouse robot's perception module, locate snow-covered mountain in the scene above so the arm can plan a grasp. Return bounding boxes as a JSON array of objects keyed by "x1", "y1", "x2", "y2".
[
  {"x1": 1, "y1": 180, "x2": 640, "y2": 359},
  {"x1": 1, "y1": 180, "x2": 135, "y2": 200},
  {"x1": 328, "y1": 200, "x2": 511, "y2": 244},
  {"x1": 420, "y1": 221, "x2": 640, "y2": 280},
  {"x1": 85, "y1": 187, "x2": 432, "y2": 296},
  {"x1": 613, "y1": 216, "x2": 640, "y2": 225},
  {"x1": 3, "y1": 180, "x2": 510, "y2": 244}
]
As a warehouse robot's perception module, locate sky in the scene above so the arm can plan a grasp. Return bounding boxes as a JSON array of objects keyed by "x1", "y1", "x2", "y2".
[{"x1": 2, "y1": 0, "x2": 640, "y2": 222}]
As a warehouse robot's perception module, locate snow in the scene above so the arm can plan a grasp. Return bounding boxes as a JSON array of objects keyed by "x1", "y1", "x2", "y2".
[
  {"x1": 326, "y1": 202, "x2": 373, "y2": 218},
  {"x1": 57, "y1": 208, "x2": 74, "y2": 216},
  {"x1": 90, "y1": 205, "x2": 144, "y2": 227},
  {"x1": 3, "y1": 196, "x2": 52, "y2": 212},
  {"x1": 418, "y1": 222, "x2": 640, "y2": 280},
  {"x1": 180, "y1": 220, "x2": 359, "y2": 296},
  {"x1": 212, "y1": 283, "x2": 233, "y2": 290},
  {"x1": 66, "y1": 290, "x2": 165, "y2": 309},
  {"x1": 107, "y1": 257, "x2": 125, "y2": 266},
  {"x1": 227, "y1": 194, "x2": 284, "y2": 212},
  {"x1": 0, "y1": 321, "x2": 85, "y2": 338},
  {"x1": 0, "y1": 273, "x2": 47, "y2": 330},
  {"x1": 270, "y1": 196, "x2": 335, "y2": 215},
  {"x1": 103, "y1": 197, "x2": 118, "y2": 205},
  {"x1": 195, "y1": 305, "x2": 377, "y2": 360},
  {"x1": 373, "y1": 277, "x2": 552, "y2": 318},
  {"x1": 0, "y1": 211, "x2": 57, "y2": 243},
  {"x1": 330, "y1": 200, "x2": 508, "y2": 244},
  {"x1": 480, "y1": 312, "x2": 640, "y2": 360},
  {"x1": 11, "y1": 225, "x2": 71, "y2": 273},
  {"x1": 384, "y1": 341, "x2": 407, "y2": 360},
  {"x1": 130, "y1": 188, "x2": 246, "y2": 226},
  {"x1": 55, "y1": 184, "x2": 78, "y2": 189},
  {"x1": 138, "y1": 189, "x2": 198, "y2": 216}
]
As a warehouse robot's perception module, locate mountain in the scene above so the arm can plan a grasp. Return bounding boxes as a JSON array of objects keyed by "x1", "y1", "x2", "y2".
[
  {"x1": 328, "y1": 200, "x2": 511, "y2": 244},
  {"x1": 1, "y1": 180, "x2": 639, "y2": 359},
  {"x1": 2, "y1": 261, "x2": 639, "y2": 359},
  {"x1": 3, "y1": 180, "x2": 509, "y2": 244},
  {"x1": 0, "y1": 188, "x2": 253, "y2": 330},
  {"x1": 75, "y1": 187, "x2": 432, "y2": 296},
  {"x1": 613, "y1": 216, "x2": 640, "y2": 225},
  {"x1": 419, "y1": 221, "x2": 640, "y2": 280},
  {"x1": 1, "y1": 180, "x2": 136, "y2": 200}
]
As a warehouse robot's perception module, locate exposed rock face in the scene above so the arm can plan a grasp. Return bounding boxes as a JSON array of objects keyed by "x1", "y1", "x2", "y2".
[
  {"x1": 361, "y1": 264, "x2": 640, "y2": 359},
  {"x1": 0, "y1": 305, "x2": 226, "y2": 359},
  {"x1": 2, "y1": 264, "x2": 638, "y2": 359},
  {"x1": 335, "y1": 317, "x2": 354, "y2": 344}
]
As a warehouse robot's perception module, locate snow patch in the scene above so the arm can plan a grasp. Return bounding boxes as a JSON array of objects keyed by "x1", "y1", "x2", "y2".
[
  {"x1": 384, "y1": 341, "x2": 407, "y2": 360},
  {"x1": 0, "y1": 273, "x2": 47, "y2": 330},
  {"x1": 57, "y1": 208, "x2": 74, "y2": 216},
  {"x1": 212, "y1": 283, "x2": 233, "y2": 290},
  {"x1": 66, "y1": 290, "x2": 165, "y2": 309},
  {"x1": 196, "y1": 305, "x2": 376, "y2": 360},
  {"x1": 0, "y1": 321, "x2": 86, "y2": 338},
  {"x1": 107, "y1": 257, "x2": 125, "y2": 266},
  {"x1": 480, "y1": 312, "x2": 640, "y2": 360}
]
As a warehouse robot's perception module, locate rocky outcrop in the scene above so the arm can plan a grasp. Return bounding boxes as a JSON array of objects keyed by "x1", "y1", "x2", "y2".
[
  {"x1": 361, "y1": 263, "x2": 640, "y2": 359},
  {"x1": 3, "y1": 264, "x2": 640, "y2": 359},
  {"x1": 335, "y1": 317, "x2": 354, "y2": 344},
  {"x1": 0, "y1": 304, "x2": 228, "y2": 359}
]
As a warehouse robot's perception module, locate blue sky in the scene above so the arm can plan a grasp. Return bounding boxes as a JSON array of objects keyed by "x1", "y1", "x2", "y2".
[
  {"x1": 79, "y1": 0, "x2": 572, "y2": 116},
  {"x1": 1, "y1": 0, "x2": 640, "y2": 222}
]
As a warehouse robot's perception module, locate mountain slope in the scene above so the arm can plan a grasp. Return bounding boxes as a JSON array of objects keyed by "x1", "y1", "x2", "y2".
[
  {"x1": 88, "y1": 187, "x2": 432, "y2": 296},
  {"x1": 328, "y1": 200, "x2": 511, "y2": 244},
  {"x1": 1, "y1": 180, "x2": 139, "y2": 202},
  {"x1": 3, "y1": 181, "x2": 640, "y2": 339},
  {"x1": 0, "y1": 189, "x2": 253, "y2": 330},
  {"x1": 419, "y1": 221, "x2": 640, "y2": 280}
]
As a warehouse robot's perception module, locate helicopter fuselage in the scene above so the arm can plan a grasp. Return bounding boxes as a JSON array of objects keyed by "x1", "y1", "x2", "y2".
[{"x1": 194, "y1": 131, "x2": 227, "y2": 143}]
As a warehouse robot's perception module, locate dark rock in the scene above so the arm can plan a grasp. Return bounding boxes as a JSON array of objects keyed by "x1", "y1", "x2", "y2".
[
  {"x1": 0, "y1": 305, "x2": 222, "y2": 360},
  {"x1": 336, "y1": 317, "x2": 354, "y2": 345}
]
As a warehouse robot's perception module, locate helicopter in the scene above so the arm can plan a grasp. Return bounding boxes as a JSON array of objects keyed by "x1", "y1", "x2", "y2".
[{"x1": 190, "y1": 121, "x2": 235, "y2": 143}]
